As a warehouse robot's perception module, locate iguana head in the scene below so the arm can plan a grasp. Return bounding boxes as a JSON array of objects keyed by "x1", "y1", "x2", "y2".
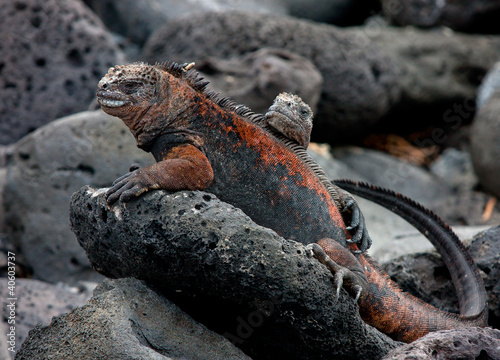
[
  {"x1": 96, "y1": 62, "x2": 204, "y2": 149},
  {"x1": 96, "y1": 63, "x2": 161, "y2": 124},
  {"x1": 265, "y1": 92, "x2": 313, "y2": 148}
]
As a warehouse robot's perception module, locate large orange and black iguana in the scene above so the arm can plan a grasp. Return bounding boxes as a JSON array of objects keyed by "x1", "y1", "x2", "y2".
[{"x1": 96, "y1": 62, "x2": 488, "y2": 342}]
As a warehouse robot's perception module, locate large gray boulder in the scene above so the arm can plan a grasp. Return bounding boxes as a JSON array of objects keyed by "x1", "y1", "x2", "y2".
[
  {"x1": 70, "y1": 187, "x2": 400, "y2": 359},
  {"x1": 0, "y1": 0, "x2": 125, "y2": 145},
  {"x1": 143, "y1": 11, "x2": 500, "y2": 142},
  {"x1": 15, "y1": 278, "x2": 251, "y2": 360},
  {"x1": 143, "y1": 11, "x2": 400, "y2": 141},
  {"x1": 332, "y1": 147, "x2": 452, "y2": 207},
  {"x1": 3, "y1": 111, "x2": 154, "y2": 284}
]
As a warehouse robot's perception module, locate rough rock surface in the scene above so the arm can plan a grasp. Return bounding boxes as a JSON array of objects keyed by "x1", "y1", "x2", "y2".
[
  {"x1": 143, "y1": 11, "x2": 500, "y2": 142},
  {"x1": 15, "y1": 278, "x2": 251, "y2": 360},
  {"x1": 70, "y1": 187, "x2": 400, "y2": 359},
  {"x1": 3, "y1": 111, "x2": 154, "y2": 284},
  {"x1": 470, "y1": 91, "x2": 500, "y2": 198},
  {"x1": 381, "y1": 327, "x2": 500, "y2": 360},
  {"x1": 381, "y1": 0, "x2": 500, "y2": 33},
  {"x1": 0, "y1": 0, "x2": 125, "y2": 145},
  {"x1": 0, "y1": 279, "x2": 91, "y2": 356},
  {"x1": 332, "y1": 147, "x2": 452, "y2": 207},
  {"x1": 383, "y1": 226, "x2": 500, "y2": 329},
  {"x1": 197, "y1": 48, "x2": 323, "y2": 114}
]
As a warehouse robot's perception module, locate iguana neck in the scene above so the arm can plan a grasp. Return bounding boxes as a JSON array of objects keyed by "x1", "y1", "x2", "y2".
[{"x1": 132, "y1": 75, "x2": 203, "y2": 152}]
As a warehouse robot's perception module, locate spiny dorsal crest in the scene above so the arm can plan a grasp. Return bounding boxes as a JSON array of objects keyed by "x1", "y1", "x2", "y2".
[
  {"x1": 154, "y1": 61, "x2": 257, "y2": 119},
  {"x1": 154, "y1": 61, "x2": 210, "y2": 92}
]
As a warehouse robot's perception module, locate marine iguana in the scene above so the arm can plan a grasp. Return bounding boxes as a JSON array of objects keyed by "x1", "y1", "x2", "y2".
[{"x1": 96, "y1": 62, "x2": 488, "y2": 342}]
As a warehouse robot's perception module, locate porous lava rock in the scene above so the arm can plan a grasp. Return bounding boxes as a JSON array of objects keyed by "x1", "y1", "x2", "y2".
[
  {"x1": 381, "y1": 327, "x2": 500, "y2": 360},
  {"x1": 0, "y1": 0, "x2": 125, "y2": 145}
]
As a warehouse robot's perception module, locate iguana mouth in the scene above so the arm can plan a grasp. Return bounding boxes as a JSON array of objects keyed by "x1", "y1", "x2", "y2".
[
  {"x1": 266, "y1": 108, "x2": 294, "y2": 123},
  {"x1": 98, "y1": 98, "x2": 127, "y2": 108}
]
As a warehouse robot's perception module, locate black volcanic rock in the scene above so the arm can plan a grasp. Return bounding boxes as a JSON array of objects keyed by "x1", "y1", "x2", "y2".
[
  {"x1": 69, "y1": 186, "x2": 400, "y2": 359},
  {"x1": 0, "y1": 0, "x2": 125, "y2": 145}
]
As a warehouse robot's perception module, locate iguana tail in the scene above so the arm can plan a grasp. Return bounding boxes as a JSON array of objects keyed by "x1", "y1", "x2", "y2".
[{"x1": 334, "y1": 179, "x2": 488, "y2": 342}]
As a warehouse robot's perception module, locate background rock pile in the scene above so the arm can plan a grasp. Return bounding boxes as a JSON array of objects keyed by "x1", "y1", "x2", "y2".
[{"x1": 1, "y1": 0, "x2": 500, "y2": 359}]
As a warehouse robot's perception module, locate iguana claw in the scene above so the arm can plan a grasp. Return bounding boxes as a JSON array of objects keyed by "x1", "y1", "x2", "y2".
[
  {"x1": 106, "y1": 164, "x2": 152, "y2": 204},
  {"x1": 306, "y1": 242, "x2": 367, "y2": 302}
]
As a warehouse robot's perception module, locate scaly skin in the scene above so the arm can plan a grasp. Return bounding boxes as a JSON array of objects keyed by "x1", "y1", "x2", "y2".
[{"x1": 96, "y1": 62, "x2": 488, "y2": 342}]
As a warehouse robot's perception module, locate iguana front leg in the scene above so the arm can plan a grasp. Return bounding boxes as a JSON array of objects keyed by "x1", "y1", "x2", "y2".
[
  {"x1": 106, "y1": 144, "x2": 214, "y2": 204},
  {"x1": 337, "y1": 190, "x2": 372, "y2": 253}
]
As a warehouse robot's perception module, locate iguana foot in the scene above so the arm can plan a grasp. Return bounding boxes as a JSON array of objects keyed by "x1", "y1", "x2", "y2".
[
  {"x1": 338, "y1": 191, "x2": 372, "y2": 254},
  {"x1": 306, "y1": 239, "x2": 368, "y2": 302},
  {"x1": 106, "y1": 164, "x2": 156, "y2": 204}
]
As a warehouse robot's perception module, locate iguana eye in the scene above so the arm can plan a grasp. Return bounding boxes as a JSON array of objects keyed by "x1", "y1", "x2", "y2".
[
  {"x1": 121, "y1": 81, "x2": 141, "y2": 94},
  {"x1": 300, "y1": 107, "x2": 309, "y2": 116}
]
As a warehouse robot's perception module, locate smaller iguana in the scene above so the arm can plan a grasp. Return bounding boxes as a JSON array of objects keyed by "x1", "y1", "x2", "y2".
[{"x1": 265, "y1": 92, "x2": 313, "y2": 148}]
